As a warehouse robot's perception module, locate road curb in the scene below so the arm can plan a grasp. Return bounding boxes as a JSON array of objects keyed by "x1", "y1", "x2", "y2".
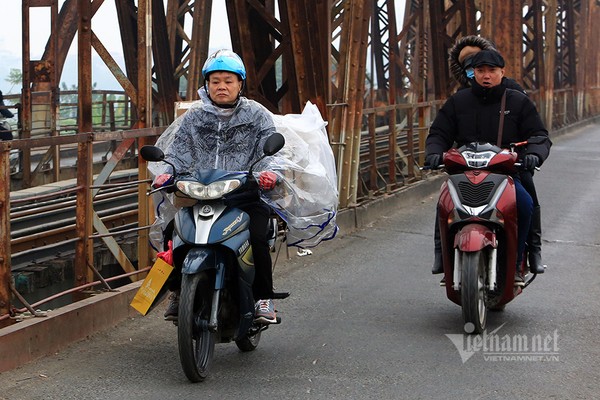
[{"x1": 0, "y1": 281, "x2": 142, "y2": 373}]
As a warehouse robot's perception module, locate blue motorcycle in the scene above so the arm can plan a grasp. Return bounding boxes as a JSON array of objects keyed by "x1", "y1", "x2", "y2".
[{"x1": 140, "y1": 132, "x2": 286, "y2": 382}]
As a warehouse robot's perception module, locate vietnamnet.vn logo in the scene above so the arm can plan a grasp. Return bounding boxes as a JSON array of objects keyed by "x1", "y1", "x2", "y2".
[{"x1": 445, "y1": 323, "x2": 560, "y2": 363}]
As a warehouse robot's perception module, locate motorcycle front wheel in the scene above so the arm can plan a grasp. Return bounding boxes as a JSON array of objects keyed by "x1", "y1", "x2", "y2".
[
  {"x1": 178, "y1": 273, "x2": 215, "y2": 382},
  {"x1": 461, "y1": 251, "x2": 487, "y2": 334}
]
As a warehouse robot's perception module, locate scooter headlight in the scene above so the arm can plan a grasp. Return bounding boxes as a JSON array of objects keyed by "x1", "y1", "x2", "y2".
[
  {"x1": 176, "y1": 179, "x2": 242, "y2": 200},
  {"x1": 461, "y1": 150, "x2": 495, "y2": 168}
]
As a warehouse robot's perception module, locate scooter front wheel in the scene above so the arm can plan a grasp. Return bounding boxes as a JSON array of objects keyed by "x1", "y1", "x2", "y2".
[
  {"x1": 178, "y1": 273, "x2": 215, "y2": 382},
  {"x1": 461, "y1": 251, "x2": 488, "y2": 334}
]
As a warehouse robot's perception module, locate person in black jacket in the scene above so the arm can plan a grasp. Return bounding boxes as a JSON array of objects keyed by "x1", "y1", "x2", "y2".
[
  {"x1": 425, "y1": 50, "x2": 552, "y2": 283},
  {"x1": 447, "y1": 37, "x2": 547, "y2": 274}
]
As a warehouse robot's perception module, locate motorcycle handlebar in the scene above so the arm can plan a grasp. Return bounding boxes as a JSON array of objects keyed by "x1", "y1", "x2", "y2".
[{"x1": 420, "y1": 164, "x2": 444, "y2": 171}]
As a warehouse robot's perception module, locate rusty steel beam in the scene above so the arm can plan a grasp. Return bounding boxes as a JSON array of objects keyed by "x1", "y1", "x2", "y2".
[
  {"x1": 581, "y1": 0, "x2": 600, "y2": 118},
  {"x1": 152, "y1": 0, "x2": 180, "y2": 124},
  {"x1": 428, "y1": 0, "x2": 478, "y2": 97},
  {"x1": 164, "y1": 0, "x2": 212, "y2": 103},
  {"x1": 39, "y1": 0, "x2": 104, "y2": 86},
  {"x1": 330, "y1": 0, "x2": 372, "y2": 208},
  {"x1": 284, "y1": 0, "x2": 331, "y2": 116},
  {"x1": 75, "y1": 0, "x2": 94, "y2": 287},
  {"x1": 395, "y1": 0, "x2": 426, "y2": 100},
  {"x1": 370, "y1": 0, "x2": 393, "y2": 102},
  {"x1": 0, "y1": 143, "x2": 10, "y2": 325},
  {"x1": 227, "y1": 0, "x2": 288, "y2": 113},
  {"x1": 185, "y1": 0, "x2": 211, "y2": 101},
  {"x1": 115, "y1": 0, "x2": 139, "y2": 100},
  {"x1": 479, "y1": 2, "x2": 524, "y2": 84},
  {"x1": 136, "y1": 0, "x2": 153, "y2": 274}
]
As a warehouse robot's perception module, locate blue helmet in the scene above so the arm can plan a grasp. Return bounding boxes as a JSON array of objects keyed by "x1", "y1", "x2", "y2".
[{"x1": 201, "y1": 49, "x2": 247, "y2": 81}]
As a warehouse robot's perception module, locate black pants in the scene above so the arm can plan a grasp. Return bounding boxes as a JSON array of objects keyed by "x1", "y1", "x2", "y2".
[
  {"x1": 165, "y1": 203, "x2": 273, "y2": 301},
  {"x1": 240, "y1": 203, "x2": 274, "y2": 301},
  {"x1": 519, "y1": 170, "x2": 539, "y2": 206}
]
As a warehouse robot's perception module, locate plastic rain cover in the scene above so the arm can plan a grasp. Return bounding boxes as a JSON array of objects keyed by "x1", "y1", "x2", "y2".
[
  {"x1": 147, "y1": 99, "x2": 339, "y2": 250},
  {"x1": 262, "y1": 101, "x2": 339, "y2": 248}
]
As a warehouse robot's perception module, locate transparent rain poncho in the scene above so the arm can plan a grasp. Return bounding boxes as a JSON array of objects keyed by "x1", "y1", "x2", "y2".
[
  {"x1": 147, "y1": 95, "x2": 338, "y2": 250},
  {"x1": 261, "y1": 101, "x2": 339, "y2": 248}
]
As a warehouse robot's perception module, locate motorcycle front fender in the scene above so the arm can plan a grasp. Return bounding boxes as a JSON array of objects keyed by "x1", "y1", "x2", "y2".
[
  {"x1": 181, "y1": 247, "x2": 216, "y2": 275},
  {"x1": 454, "y1": 224, "x2": 497, "y2": 252}
]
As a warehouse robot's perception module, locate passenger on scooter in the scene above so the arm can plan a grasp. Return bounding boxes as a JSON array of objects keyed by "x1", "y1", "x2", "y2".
[
  {"x1": 424, "y1": 50, "x2": 552, "y2": 283},
  {"x1": 152, "y1": 49, "x2": 279, "y2": 324},
  {"x1": 448, "y1": 35, "x2": 526, "y2": 94},
  {"x1": 448, "y1": 36, "x2": 545, "y2": 274}
]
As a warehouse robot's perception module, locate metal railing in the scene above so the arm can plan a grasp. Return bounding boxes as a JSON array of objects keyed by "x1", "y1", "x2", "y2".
[{"x1": 0, "y1": 126, "x2": 164, "y2": 328}]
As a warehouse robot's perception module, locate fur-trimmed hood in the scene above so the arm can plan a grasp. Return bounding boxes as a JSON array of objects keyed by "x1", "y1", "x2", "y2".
[{"x1": 449, "y1": 36, "x2": 497, "y2": 87}]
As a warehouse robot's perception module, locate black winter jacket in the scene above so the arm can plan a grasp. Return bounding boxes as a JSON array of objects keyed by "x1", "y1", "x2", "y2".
[{"x1": 426, "y1": 81, "x2": 551, "y2": 164}]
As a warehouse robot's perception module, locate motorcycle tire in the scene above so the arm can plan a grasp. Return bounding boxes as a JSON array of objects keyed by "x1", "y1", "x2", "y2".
[
  {"x1": 461, "y1": 251, "x2": 488, "y2": 334},
  {"x1": 178, "y1": 273, "x2": 216, "y2": 382}
]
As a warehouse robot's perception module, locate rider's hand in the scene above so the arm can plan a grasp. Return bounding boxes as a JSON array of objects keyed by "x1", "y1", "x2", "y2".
[
  {"x1": 523, "y1": 154, "x2": 540, "y2": 172},
  {"x1": 152, "y1": 173, "x2": 173, "y2": 189},
  {"x1": 258, "y1": 171, "x2": 278, "y2": 190},
  {"x1": 425, "y1": 153, "x2": 442, "y2": 169}
]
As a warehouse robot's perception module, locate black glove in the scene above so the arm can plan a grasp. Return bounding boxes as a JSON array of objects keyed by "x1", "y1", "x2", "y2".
[
  {"x1": 523, "y1": 154, "x2": 540, "y2": 171},
  {"x1": 425, "y1": 153, "x2": 441, "y2": 169}
]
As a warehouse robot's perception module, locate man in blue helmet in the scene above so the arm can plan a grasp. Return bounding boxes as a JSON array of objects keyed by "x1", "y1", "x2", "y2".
[{"x1": 152, "y1": 49, "x2": 279, "y2": 324}]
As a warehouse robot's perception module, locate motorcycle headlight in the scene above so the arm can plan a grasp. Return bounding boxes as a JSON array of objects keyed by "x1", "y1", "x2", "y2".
[{"x1": 176, "y1": 179, "x2": 241, "y2": 200}]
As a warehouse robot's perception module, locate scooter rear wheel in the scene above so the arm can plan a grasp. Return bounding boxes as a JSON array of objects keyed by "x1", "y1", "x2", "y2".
[
  {"x1": 461, "y1": 251, "x2": 488, "y2": 334},
  {"x1": 178, "y1": 273, "x2": 215, "y2": 382}
]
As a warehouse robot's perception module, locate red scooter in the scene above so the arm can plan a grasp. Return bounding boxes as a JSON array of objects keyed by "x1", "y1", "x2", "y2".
[{"x1": 433, "y1": 139, "x2": 542, "y2": 333}]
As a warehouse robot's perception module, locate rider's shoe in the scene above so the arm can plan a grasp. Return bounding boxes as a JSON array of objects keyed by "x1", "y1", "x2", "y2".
[
  {"x1": 254, "y1": 299, "x2": 277, "y2": 324},
  {"x1": 163, "y1": 291, "x2": 179, "y2": 321}
]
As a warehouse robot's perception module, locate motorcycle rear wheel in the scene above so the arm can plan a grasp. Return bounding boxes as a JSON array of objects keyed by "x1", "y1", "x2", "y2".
[
  {"x1": 178, "y1": 273, "x2": 215, "y2": 382},
  {"x1": 461, "y1": 251, "x2": 487, "y2": 334}
]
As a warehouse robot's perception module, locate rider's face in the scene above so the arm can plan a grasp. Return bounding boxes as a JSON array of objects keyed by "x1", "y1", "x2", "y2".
[
  {"x1": 474, "y1": 65, "x2": 505, "y2": 88},
  {"x1": 206, "y1": 72, "x2": 243, "y2": 105}
]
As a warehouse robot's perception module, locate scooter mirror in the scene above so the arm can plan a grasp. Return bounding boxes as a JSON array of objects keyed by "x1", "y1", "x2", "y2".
[
  {"x1": 140, "y1": 145, "x2": 165, "y2": 162},
  {"x1": 263, "y1": 132, "x2": 285, "y2": 156}
]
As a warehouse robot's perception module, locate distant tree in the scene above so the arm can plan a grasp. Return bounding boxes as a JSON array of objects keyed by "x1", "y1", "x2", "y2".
[{"x1": 4, "y1": 69, "x2": 22, "y2": 94}]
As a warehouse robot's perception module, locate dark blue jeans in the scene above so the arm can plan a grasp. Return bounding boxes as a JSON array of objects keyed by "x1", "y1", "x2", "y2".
[{"x1": 514, "y1": 178, "x2": 533, "y2": 268}]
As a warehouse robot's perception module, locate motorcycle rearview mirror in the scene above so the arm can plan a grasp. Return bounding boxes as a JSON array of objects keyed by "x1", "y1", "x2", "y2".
[
  {"x1": 249, "y1": 132, "x2": 286, "y2": 176},
  {"x1": 139, "y1": 145, "x2": 177, "y2": 177},
  {"x1": 140, "y1": 145, "x2": 165, "y2": 162},
  {"x1": 263, "y1": 132, "x2": 285, "y2": 156}
]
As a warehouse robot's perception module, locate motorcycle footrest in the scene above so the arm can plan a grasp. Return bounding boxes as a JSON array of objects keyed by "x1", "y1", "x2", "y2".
[{"x1": 272, "y1": 291, "x2": 290, "y2": 299}]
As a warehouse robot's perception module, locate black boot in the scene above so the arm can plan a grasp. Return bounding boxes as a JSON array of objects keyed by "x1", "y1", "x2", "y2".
[
  {"x1": 528, "y1": 206, "x2": 545, "y2": 274},
  {"x1": 432, "y1": 219, "x2": 443, "y2": 274}
]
